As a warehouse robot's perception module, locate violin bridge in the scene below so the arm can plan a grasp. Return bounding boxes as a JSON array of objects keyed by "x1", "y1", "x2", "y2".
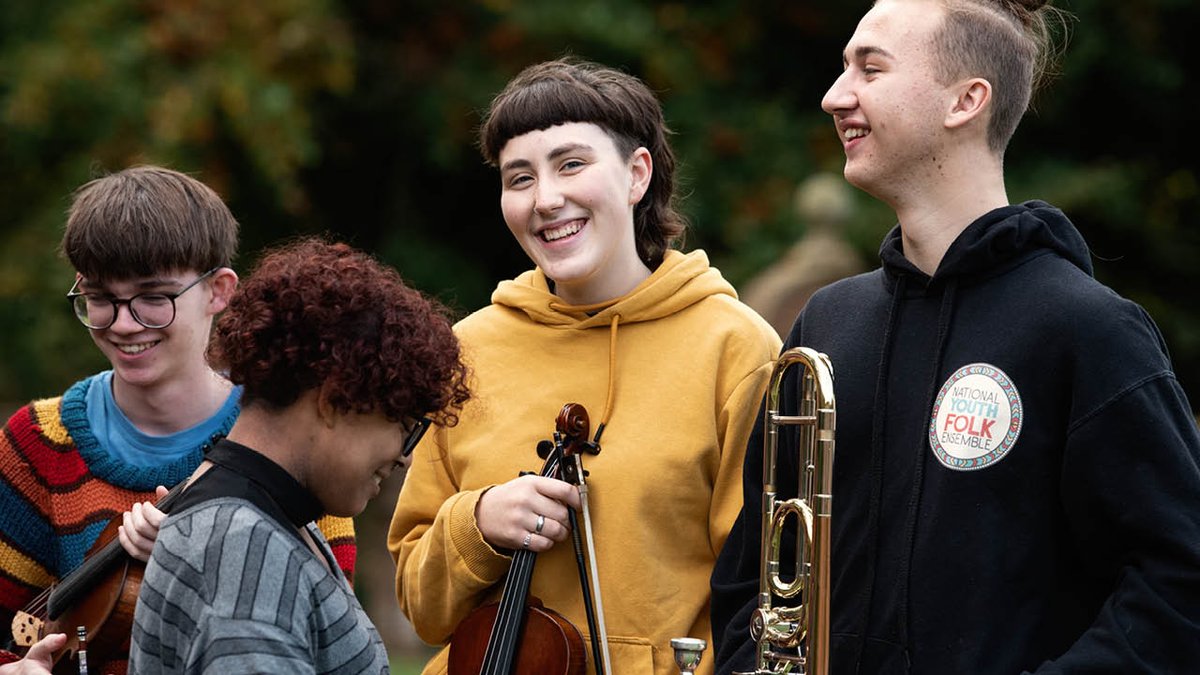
[{"x1": 10, "y1": 611, "x2": 43, "y2": 647}]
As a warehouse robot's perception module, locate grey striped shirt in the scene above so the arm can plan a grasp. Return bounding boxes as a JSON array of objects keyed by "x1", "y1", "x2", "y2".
[{"x1": 130, "y1": 498, "x2": 388, "y2": 674}]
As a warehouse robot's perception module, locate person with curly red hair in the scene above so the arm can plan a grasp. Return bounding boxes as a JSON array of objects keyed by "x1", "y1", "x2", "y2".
[{"x1": 129, "y1": 238, "x2": 470, "y2": 674}]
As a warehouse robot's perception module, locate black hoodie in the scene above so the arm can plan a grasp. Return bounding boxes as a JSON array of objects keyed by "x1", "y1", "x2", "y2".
[{"x1": 712, "y1": 202, "x2": 1200, "y2": 674}]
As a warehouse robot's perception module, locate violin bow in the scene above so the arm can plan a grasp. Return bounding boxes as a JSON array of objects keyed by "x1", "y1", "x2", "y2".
[
  {"x1": 573, "y1": 451, "x2": 612, "y2": 675},
  {"x1": 554, "y1": 404, "x2": 613, "y2": 675}
]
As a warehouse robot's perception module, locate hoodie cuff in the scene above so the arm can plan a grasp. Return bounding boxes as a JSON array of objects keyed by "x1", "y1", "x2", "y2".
[{"x1": 448, "y1": 486, "x2": 511, "y2": 582}]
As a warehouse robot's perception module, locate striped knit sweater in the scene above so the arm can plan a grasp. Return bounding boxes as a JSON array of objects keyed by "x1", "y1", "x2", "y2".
[{"x1": 0, "y1": 376, "x2": 357, "y2": 670}]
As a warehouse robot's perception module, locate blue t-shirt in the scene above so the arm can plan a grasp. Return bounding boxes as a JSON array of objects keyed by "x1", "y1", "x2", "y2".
[{"x1": 85, "y1": 370, "x2": 242, "y2": 468}]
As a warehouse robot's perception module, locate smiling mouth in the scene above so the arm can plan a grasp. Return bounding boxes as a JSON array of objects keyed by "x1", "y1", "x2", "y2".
[
  {"x1": 114, "y1": 341, "x2": 160, "y2": 355},
  {"x1": 540, "y1": 220, "x2": 583, "y2": 242},
  {"x1": 844, "y1": 127, "x2": 870, "y2": 141}
]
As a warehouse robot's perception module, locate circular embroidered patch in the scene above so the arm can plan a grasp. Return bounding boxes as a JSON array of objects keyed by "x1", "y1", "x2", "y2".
[{"x1": 928, "y1": 363, "x2": 1023, "y2": 471}]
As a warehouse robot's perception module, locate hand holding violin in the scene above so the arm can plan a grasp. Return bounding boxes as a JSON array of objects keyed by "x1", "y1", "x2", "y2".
[
  {"x1": 476, "y1": 475, "x2": 580, "y2": 553},
  {"x1": 0, "y1": 634, "x2": 65, "y2": 675},
  {"x1": 117, "y1": 485, "x2": 169, "y2": 562}
]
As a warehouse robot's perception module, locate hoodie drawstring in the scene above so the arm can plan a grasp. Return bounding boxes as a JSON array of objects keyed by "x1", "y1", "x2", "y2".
[
  {"x1": 854, "y1": 274, "x2": 907, "y2": 675},
  {"x1": 896, "y1": 278, "x2": 957, "y2": 653},
  {"x1": 593, "y1": 314, "x2": 620, "y2": 444}
]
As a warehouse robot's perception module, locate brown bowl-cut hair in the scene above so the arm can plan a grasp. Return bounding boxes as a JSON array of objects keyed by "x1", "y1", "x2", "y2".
[
  {"x1": 209, "y1": 238, "x2": 470, "y2": 426},
  {"x1": 479, "y1": 58, "x2": 687, "y2": 267},
  {"x1": 62, "y1": 165, "x2": 239, "y2": 282}
]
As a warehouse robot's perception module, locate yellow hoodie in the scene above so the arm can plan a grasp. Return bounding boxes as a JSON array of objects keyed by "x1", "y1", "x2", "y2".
[{"x1": 389, "y1": 250, "x2": 781, "y2": 674}]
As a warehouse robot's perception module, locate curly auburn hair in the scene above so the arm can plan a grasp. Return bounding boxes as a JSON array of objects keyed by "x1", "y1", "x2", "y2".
[{"x1": 209, "y1": 238, "x2": 470, "y2": 425}]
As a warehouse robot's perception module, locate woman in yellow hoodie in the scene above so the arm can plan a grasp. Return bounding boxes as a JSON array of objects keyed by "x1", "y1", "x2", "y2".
[{"x1": 388, "y1": 58, "x2": 781, "y2": 675}]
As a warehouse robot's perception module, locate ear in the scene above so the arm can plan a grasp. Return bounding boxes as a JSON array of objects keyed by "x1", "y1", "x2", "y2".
[
  {"x1": 206, "y1": 267, "x2": 239, "y2": 315},
  {"x1": 315, "y1": 382, "x2": 339, "y2": 429},
  {"x1": 628, "y1": 147, "x2": 653, "y2": 206},
  {"x1": 945, "y1": 77, "x2": 991, "y2": 131}
]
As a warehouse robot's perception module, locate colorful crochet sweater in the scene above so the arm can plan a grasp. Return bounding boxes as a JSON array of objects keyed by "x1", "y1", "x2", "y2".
[{"x1": 0, "y1": 376, "x2": 357, "y2": 668}]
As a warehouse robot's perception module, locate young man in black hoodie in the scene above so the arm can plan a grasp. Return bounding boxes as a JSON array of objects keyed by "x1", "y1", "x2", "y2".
[{"x1": 711, "y1": 0, "x2": 1200, "y2": 673}]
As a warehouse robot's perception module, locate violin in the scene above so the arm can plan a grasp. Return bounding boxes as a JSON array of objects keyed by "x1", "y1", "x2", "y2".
[
  {"x1": 10, "y1": 481, "x2": 188, "y2": 674},
  {"x1": 447, "y1": 405, "x2": 598, "y2": 675}
]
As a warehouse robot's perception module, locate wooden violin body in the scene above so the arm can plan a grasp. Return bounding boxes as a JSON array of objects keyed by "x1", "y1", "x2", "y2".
[
  {"x1": 445, "y1": 404, "x2": 596, "y2": 675},
  {"x1": 11, "y1": 518, "x2": 141, "y2": 673},
  {"x1": 11, "y1": 481, "x2": 187, "y2": 673},
  {"x1": 448, "y1": 598, "x2": 585, "y2": 675}
]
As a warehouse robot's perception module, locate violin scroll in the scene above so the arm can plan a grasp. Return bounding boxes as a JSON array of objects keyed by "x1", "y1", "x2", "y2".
[{"x1": 555, "y1": 404, "x2": 599, "y2": 486}]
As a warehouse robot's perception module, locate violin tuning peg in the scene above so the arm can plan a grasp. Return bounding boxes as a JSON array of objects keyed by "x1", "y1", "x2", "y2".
[
  {"x1": 536, "y1": 440, "x2": 554, "y2": 459},
  {"x1": 519, "y1": 470, "x2": 536, "y2": 477}
]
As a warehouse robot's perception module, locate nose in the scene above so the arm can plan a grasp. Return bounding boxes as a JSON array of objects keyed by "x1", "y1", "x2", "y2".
[
  {"x1": 821, "y1": 70, "x2": 856, "y2": 116},
  {"x1": 533, "y1": 176, "x2": 564, "y2": 215},
  {"x1": 107, "y1": 302, "x2": 143, "y2": 334}
]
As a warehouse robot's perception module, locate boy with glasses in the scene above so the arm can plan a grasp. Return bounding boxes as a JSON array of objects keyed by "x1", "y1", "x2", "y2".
[{"x1": 0, "y1": 166, "x2": 356, "y2": 674}]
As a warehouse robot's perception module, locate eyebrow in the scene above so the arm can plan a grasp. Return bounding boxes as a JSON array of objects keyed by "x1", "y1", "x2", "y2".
[
  {"x1": 843, "y1": 45, "x2": 895, "y2": 66},
  {"x1": 499, "y1": 142, "x2": 596, "y2": 173},
  {"x1": 79, "y1": 276, "x2": 183, "y2": 293},
  {"x1": 548, "y1": 142, "x2": 593, "y2": 160}
]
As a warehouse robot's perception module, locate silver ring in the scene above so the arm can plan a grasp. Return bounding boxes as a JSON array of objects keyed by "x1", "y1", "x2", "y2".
[
  {"x1": 535, "y1": 514, "x2": 546, "y2": 534},
  {"x1": 522, "y1": 532, "x2": 532, "y2": 549}
]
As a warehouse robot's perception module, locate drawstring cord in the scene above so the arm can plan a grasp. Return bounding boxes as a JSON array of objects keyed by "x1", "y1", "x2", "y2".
[
  {"x1": 896, "y1": 279, "x2": 957, "y2": 653},
  {"x1": 854, "y1": 275, "x2": 906, "y2": 675},
  {"x1": 593, "y1": 315, "x2": 620, "y2": 444},
  {"x1": 545, "y1": 302, "x2": 620, "y2": 444}
]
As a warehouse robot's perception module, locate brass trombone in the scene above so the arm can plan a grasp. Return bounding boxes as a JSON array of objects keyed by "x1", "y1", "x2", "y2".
[{"x1": 742, "y1": 347, "x2": 835, "y2": 675}]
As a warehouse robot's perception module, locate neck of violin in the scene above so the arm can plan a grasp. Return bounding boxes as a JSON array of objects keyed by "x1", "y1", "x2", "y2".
[
  {"x1": 479, "y1": 548, "x2": 538, "y2": 675},
  {"x1": 47, "y1": 480, "x2": 189, "y2": 619}
]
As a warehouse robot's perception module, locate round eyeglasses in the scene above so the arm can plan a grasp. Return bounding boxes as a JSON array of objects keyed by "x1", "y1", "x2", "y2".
[{"x1": 67, "y1": 268, "x2": 220, "y2": 330}]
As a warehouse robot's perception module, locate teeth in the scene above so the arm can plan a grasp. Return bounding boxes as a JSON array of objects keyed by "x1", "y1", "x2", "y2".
[
  {"x1": 115, "y1": 342, "x2": 158, "y2": 354},
  {"x1": 845, "y1": 128, "x2": 869, "y2": 140},
  {"x1": 542, "y1": 221, "x2": 582, "y2": 242}
]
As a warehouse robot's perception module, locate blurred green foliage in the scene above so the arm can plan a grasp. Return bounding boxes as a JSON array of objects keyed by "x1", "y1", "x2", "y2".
[{"x1": 1, "y1": 0, "x2": 1197, "y2": 409}]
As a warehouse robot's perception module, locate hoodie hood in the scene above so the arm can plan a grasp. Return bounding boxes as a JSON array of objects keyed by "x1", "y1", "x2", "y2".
[
  {"x1": 491, "y1": 249, "x2": 737, "y2": 327},
  {"x1": 488, "y1": 249, "x2": 739, "y2": 435},
  {"x1": 879, "y1": 200, "x2": 1093, "y2": 287}
]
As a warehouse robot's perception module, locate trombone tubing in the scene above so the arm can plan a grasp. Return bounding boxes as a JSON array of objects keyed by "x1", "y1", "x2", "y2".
[{"x1": 755, "y1": 347, "x2": 835, "y2": 675}]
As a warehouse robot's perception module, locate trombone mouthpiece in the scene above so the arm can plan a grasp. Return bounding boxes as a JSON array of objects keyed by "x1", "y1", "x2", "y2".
[{"x1": 671, "y1": 637, "x2": 707, "y2": 674}]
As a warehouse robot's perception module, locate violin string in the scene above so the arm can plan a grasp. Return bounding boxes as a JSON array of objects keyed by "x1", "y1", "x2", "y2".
[
  {"x1": 482, "y1": 452, "x2": 561, "y2": 674},
  {"x1": 480, "y1": 447, "x2": 570, "y2": 675},
  {"x1": 486, "y1": 550, "x2": 538, "y2": 673},
  {"x1": 488, "y1": 556, "x2": 522, "y2": 665},
  {"x1": 24, "y1": 587, "x2": 52, "y2": 615},
  {"x1": 485, "y1": 551, "x2": 534, "y2": 674}
]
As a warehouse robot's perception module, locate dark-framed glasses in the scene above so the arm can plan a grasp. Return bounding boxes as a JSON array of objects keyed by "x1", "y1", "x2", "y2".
[
  {"x1": 67, "y1": 267, "x2": 220, "y2": 330},
  {"x1": 402, "y1": 417, "x2": 433, "y2": 458}
]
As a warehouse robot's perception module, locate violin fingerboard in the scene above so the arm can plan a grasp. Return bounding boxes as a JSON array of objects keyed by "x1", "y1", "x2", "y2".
[{"x1": 10, "y1": 611, "x2": 42, "y2": 647}]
